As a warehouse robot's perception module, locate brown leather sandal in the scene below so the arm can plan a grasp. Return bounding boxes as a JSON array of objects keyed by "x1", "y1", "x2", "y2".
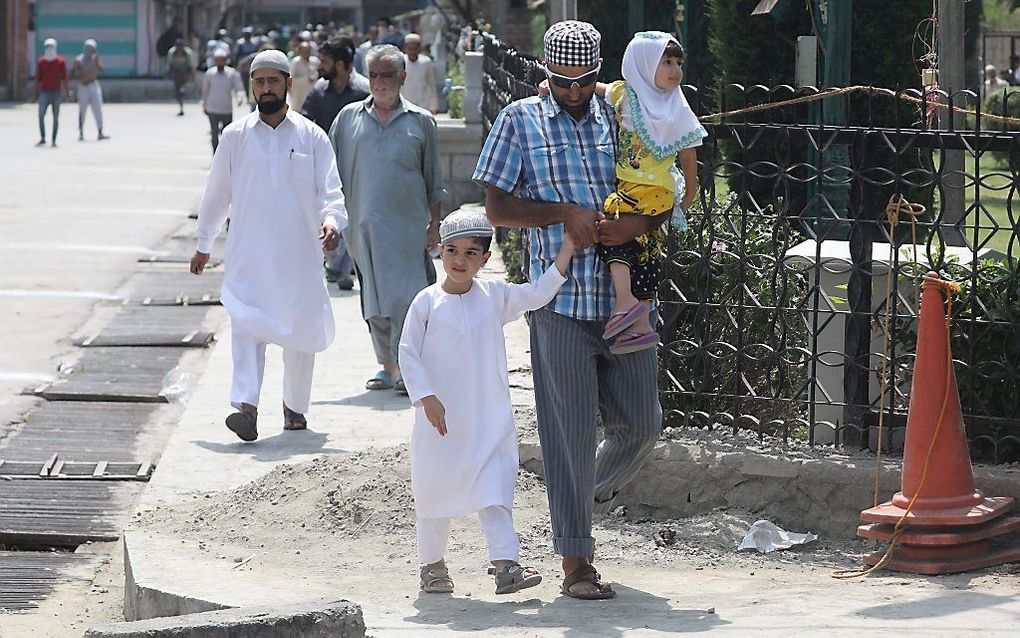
[
  {"x1": 282, "y1": 403, "x2": 307, "y2": 431},
  {"x1": 561, "y1": 564, "x2": 615, "y2": 600}
]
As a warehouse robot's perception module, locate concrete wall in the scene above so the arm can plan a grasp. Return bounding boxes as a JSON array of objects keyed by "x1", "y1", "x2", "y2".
[
  {"x1": 436, "y1": 115, "x2": 484, "y2": 214},
  {"x1": 521, "y1": 437, "x2": 1020, "y2": 540}
]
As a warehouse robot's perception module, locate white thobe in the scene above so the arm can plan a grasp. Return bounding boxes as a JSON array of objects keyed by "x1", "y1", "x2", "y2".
[
  {"x1": 402, "y1": 54, "x2": 438, "y2": 113},
  {"x1": 196, "y1": 109, "x2": 347, "y2": 354},
  {"x1": 289, "y1": 55, "x2": 319, "y2": 111},
  {"x1": 399, "y1": 266, "x2": 567, "y2": 519}
]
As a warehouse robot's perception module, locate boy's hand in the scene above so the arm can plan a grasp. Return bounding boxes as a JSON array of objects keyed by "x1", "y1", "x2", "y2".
[
  {"x1": 562, "y1": 204, "x2": 603, "y2": 249},
  {"x1": 421, "y1": 395, "x2": 447, "y2": 436},
  {"x1": 537, "y1": 79, "x2": 550, "y2": 97}
]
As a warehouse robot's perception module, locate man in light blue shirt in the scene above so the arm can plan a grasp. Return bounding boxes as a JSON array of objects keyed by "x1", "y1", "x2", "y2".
[{"x1": 472, "y1": 20, "x2": 663, "y2": 601}]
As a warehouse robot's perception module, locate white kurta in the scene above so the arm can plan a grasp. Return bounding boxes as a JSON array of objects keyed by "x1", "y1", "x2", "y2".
[
  {"x1": 399, "y1": 266, "x2": 567, "y2": 519},
  {"x1": 196, "y1": 109, "x2": 347, "y2": 353}
]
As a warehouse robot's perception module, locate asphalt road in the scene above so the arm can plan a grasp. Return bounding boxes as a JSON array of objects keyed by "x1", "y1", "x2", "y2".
[{"x1": 0, "y1": 101, "x2": 219, "y2": 428}]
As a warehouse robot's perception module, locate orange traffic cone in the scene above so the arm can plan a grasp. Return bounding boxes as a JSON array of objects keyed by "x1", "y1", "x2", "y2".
[{"x1": 856, "y1": 272, "x2": 1020, "y2": 575}]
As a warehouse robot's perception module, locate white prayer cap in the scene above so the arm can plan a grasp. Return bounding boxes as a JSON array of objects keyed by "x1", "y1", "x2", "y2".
[
  {"x1": 44, "y1": 38, "x2": 57, "y2": 48},
  {"x1": 986, "y1": 64, "x2": 998, "y2": 73},
  {"x1": 440, "y1": 209, "x2": 493, "y2": 245},
  {"x1": 250, "y1": 50, "x2": 290, "y2": 76},
  {"x1": 213, "y1": 47, "x2": 228, "y2": 59},
  {"x1": 543, "y1": 21, "x2": 600, "y2": 67},
  {"x1": 84, "y1": 39, "x2": 97, "y2": 50}
]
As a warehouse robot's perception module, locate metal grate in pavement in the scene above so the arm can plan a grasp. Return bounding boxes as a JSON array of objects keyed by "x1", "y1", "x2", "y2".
[
  {"x1": 29, "y1": 348, "x2": 186, "y2": 403},
  {"x1": 0, "y1": 402, "x2": 163, "y2": 462},
  {"x1": 75, "y1": 305, "x2": 215, "y2": 348},
  {"x1": 0, "y1": 456, "x2": 152, "y2": 481},
  {"x1": 0, "y1": 551, "x2": 103, "y2": 612},
  {"x1": 120, "y1": 270, "x2": 223, "y2": 306},
  {"x1": 0, "y1": 480, "x2": 145, "y2": 548}
]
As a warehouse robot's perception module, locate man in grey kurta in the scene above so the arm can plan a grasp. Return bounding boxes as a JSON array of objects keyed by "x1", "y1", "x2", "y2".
[{"x1": 329, "y1": 44, "x2": 445, "y2": 394}]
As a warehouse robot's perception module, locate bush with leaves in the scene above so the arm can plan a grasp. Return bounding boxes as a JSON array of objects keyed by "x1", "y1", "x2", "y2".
[
  {"x1": 982, "y1": 87, "x2": 1020, "y2": 167},
  {"x1": 659, "y1": 193, "x2": 811, "y2": 438}
]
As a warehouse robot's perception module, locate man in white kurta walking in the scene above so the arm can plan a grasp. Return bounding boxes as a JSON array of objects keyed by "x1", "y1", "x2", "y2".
[
  {"x1": 399, "y1": 209, "x2": 574, "y2": 595},
  {"x1": 402, "y1": 33, "x2": 437, "y2": 114},
  {"x1": 190, "y1": 50, "x2": 347, "y2": 442}
]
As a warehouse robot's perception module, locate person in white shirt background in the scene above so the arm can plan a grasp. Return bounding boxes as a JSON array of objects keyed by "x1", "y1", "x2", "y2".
[
  {"x1": 201, "y1": 48, "x2": 245, "y2": 152},
  {"x1": 190, "y1": 50, "x2": 347, "y2": 442},
  {"x1": 288, "y1": 41, "x2": 319, "y2": 111},
  {"x1": 402, "y1": 33, "x2": 438, "y2": 114}
]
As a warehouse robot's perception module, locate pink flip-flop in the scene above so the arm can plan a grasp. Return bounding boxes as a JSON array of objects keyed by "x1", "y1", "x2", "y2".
[
  {"x1": 610, "y1": 331, "x2": 659, "y2": 355},
  {"x1": 603, "y1": 303, "x2": 647, "y2": 340}
]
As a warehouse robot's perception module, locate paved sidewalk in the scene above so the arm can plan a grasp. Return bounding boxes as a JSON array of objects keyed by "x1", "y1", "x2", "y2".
[{"x1": 122, "y1": 248, "x2": 1020, "y2": 636}]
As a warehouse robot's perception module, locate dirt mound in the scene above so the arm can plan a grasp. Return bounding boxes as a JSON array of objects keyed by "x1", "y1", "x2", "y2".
[{"x1": 138, "y1": 445, "x2": 866, "y2": 572}]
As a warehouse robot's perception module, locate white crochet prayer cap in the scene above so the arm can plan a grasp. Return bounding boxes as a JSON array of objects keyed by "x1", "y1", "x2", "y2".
[
  {"x1": 543, "y1": 20, "x2": 600, "y2": 67},
  {"x1": 440, "y1": 209, "x2": 493, "y2": 244},
  {"x1": 250, "y1": 50, "x2": 290, "y2": 76}
]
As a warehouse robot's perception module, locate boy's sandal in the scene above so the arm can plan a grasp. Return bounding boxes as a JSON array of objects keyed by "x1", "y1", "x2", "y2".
[
  {"x1": 602, "y1": 302, "x2": 646, "y2": 340},
  {"x1": 609, "y1": 330, "x2": 659, "y2": 355},
  {"x1": 492, "y1": 563, "x2": 543, "y2": 595},
  {"x1": 420, "y1": 561, "x2": 454, "y2": 594},
  {"x1": 561, "y1": 564, "x2": 616, "y2": 600},
  {"x1": 394, "y1": 376, "x2": 408, "y2": 396},
  {"x1": 365, "y1": 369, "x2": 394, "y2": 391},
  {"x1": 282, "y1": 404, "x2": 307, "y2": 431}
]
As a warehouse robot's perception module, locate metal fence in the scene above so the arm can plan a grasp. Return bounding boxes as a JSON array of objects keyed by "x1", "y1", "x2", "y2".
[{"x1": 481, "y1": 34, "x2": 1020, "y2": 463}]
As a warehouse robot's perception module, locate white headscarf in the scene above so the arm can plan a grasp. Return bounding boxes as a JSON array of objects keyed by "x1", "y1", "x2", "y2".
[
  {"x1": 44, "y1": 38, "x2": 58, "y2": 61},
  {"x1": 621, "y1": 31, "x2": 705, "y2": 159}
]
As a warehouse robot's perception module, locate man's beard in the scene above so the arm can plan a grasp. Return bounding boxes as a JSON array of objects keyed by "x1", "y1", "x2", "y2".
[
  {"x1": 257, "y1": 92, "x2": 286, "y2": 114},
  {"x1": 320, "y1": 65, "x2": 336, "y2": 81}
]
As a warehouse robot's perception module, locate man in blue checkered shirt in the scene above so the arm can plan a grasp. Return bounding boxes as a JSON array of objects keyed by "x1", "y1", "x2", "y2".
[{"x1": 472, "y1": 20, "x2": 663, "y2": 600}]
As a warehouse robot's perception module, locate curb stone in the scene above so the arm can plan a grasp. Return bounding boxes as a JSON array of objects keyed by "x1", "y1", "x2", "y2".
[{"x1": 84, "y1": 598, "x2": 365, "y2": 638}]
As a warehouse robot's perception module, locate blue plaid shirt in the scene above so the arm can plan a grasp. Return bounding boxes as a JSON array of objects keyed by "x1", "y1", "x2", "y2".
[{"x1": 473, "y1": 94, "x2": 617, "y2": 321}]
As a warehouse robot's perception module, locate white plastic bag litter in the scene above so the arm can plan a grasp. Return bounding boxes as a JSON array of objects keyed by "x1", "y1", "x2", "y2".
[
  {"x1": 738, "y1": 520, "x2": 817, "y2": 553},
  {"x1": 161, "y1": 367, "x2": 196, "y2": 404}
]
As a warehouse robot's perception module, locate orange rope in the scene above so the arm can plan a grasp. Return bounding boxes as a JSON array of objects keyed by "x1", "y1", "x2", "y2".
[{"x1": 833, "y1": 273, "x2": 959, "y2": 579}]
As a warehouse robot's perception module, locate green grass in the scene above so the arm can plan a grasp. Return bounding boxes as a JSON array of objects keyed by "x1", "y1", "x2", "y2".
[
  {"x1": 965, "y1": 154, "x2": 1019, "y2": 256},
  {"x1": 983, "y1": 0, "x2": 1017, "y2": 29}
]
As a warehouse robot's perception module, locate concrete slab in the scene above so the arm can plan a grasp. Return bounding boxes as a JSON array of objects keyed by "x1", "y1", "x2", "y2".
[{"x1": 85, "y1": 598, "x2": 365, "y2": 638}]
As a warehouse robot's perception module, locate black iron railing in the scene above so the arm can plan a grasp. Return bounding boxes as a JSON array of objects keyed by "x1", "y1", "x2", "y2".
[{"x1": 481, "y1": 33, "x2": 1020, "y2": 463}]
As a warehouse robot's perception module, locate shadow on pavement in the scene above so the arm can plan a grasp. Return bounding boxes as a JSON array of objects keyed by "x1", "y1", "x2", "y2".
[
  {"x1": 192, "y1": 429, "x2": 348, "y2": 462},
  {"x1": 312, "y1": 389, "x2": 409, "y2": 411},
  {"x1": 856, "y1": 590, "x2": 1020, "y2": 621},
  {"x1": 406, "y1": 584, "x2": 727, "y2": 635}
]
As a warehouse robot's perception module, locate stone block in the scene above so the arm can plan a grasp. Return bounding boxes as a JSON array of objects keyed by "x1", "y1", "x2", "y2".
[
  {"x1": 451, "y1": 154, "x2": 481, "y2": 180},
  {"x1": 85, "y1": 598, "x2": 365, "y2": 638}
]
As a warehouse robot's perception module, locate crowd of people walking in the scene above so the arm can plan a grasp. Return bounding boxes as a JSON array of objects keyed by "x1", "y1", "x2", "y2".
[{"x1": 187, "y1": 18, "x2": 704, "y2": 602}]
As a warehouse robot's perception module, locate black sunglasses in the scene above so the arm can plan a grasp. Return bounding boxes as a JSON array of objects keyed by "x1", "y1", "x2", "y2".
[{"x1": 544, "y1": 64, "x2": 601, "y2": 89}]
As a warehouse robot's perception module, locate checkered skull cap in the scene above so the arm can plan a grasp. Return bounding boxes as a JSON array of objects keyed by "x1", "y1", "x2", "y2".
[
  {"x1": 440, "y1": 209, "x2": 493, "y2": 245},
  {"x1": 543, "y1": 20, "x2": 600, "y2": 68}
]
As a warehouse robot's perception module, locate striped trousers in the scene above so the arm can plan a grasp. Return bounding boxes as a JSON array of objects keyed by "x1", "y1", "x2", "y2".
[{"x1": 528, "y1": 308, "x2": 662, "y2": 557}]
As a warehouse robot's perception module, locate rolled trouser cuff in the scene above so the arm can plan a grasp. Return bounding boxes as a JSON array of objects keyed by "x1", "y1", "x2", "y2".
[{"x1": 553, "y1": 535, "x2": 596, "y2": 557}]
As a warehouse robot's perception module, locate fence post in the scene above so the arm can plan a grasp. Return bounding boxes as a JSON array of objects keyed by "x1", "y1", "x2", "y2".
[
  {"x1": 842, "y1": 131, "x2": 872, "y2": 447},
  {"x1": 463, "y1": 50, "x2": 484, "y2": 124}
]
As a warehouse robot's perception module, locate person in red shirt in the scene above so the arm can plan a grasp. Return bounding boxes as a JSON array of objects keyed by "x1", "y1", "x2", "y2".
[{"x1": 35, "y1": 38, "x2": 72, "y2": 147}]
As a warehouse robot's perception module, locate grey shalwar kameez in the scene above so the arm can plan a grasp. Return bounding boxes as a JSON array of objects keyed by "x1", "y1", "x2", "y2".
[{"x1": 329, "y1": 96, "x2": 445, "y2": 365}]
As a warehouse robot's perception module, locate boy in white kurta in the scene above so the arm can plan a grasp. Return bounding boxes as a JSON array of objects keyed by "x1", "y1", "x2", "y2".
[{"x1": 399, "y1": 210, "x2": 575, "y2": 594}]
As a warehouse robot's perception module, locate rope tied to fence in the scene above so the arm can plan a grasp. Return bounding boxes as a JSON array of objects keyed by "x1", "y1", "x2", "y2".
[
  {"x1": 700, "y1": 84, "x2": 1020, "y2": 128},
  {"x1": 868, "y1": 195, "x2": 925, "y2": 517},
  {"x1": 833, "y1": 269, "x2": 960, "y2": 579}
]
